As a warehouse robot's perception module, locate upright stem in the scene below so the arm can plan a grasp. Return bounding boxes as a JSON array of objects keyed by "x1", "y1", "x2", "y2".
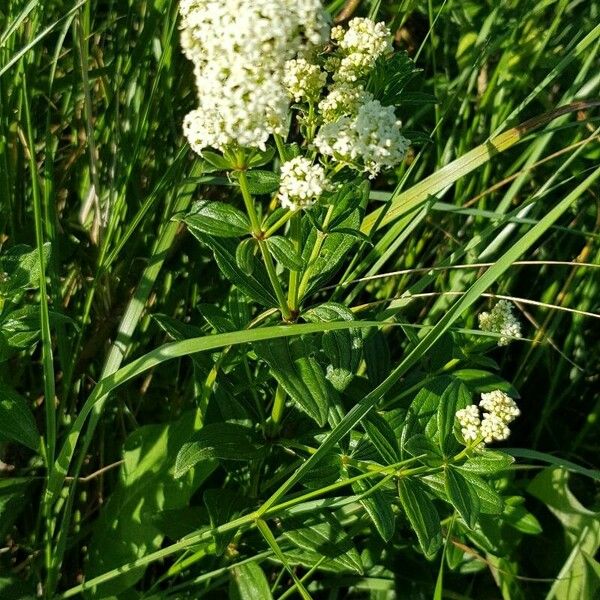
[
  {"x1": 287, "y1": 213, "x2": 301, "y2": 312},
  {"x1": 297, "y1": 204, "x2": 335, "y2": 300},
  {"x1": 237, "y1": 167, "x2": 292, "y2": 321}
]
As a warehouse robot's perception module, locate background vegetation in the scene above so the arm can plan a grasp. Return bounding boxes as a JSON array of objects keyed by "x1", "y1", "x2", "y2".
[{"x1": 0, "y1": 0, "x2": 599, "y2": 598}]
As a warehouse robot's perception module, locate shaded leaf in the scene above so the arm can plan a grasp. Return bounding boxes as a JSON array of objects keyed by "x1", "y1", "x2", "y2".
[
  {"x1": 184, "y1": 200, "x2": 250, "y2": 238},
  {"x1": 0, "y1": 381, "x2": 39, "y2": 451},
  {"x1": 445, "y1": 467, "x2": 481, "y2": 528},
  {"x1": 230, "y1": 562, "x2": 273, "y2": 600}
]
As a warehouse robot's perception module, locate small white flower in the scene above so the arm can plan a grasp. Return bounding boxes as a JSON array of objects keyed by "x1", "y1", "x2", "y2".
[
  {"x1": 329, "y1": 18, "x2": 393, "y2": 83},
  {"x1": 283, "y1": 58, "x2": 327, "y2": 103},
  {"x1": 318, "y1": 83, "x2": 373, "y2": 123},
  {"x1": 479, "y1": 390, "x2": 520, "y2": 424},
  {"x1": 277, "y1": 157, "x2": 329, "y2": 211},
  {"x1": 478, "y1": 299, "x2": 522, "y2": 346},
  {"x1": 456, "y1": 390, "x2": 520, "y2": 447},
  {"x1": 456, "y1": 405, "x2": 481, "y2": 442},
  {"x1": 180, "y1": 0, "x2": 330, "y2": 153},
  {"x1": 314, "y1": 99, "x2": 409, "y2": 177},
  {"x1": 480, "y1": 412, "x2": 511, "y2": 444}
]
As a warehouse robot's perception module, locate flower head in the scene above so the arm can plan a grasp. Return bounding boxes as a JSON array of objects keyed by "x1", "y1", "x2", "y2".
[
  {"x1": 318, "y1": 83, "x2": 373, "y2": 123},
  {"x1": 329, "y1": 18, "x2": 392, "y2": 83},
  {"x1": 479, "y1": 390, "x2": 520, "y2": 424},
  {"x1": 277, "y1": 157, "x2": 329, "y2": 211},
  {"x1": 314, "y1": 99, "x2": 409, "y2": 177},
  {"x1": 455, "y1": 390, "x2": 520, "y2": 447},
  {"x1": 180, "y1": 0, "x2": 330, "y2": 153},
  {"x1": 283, "y1": 58, "x2": 327, "y2": 103},
  {"x1": 456, "y1": 405, "x2": 481, "y2": 442},
  {"x1": 478, "y1": 299, "x2": 522, "y2": 346}
]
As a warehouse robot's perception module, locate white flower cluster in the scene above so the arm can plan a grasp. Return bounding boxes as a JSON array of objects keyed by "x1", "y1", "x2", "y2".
[
  {"x1": 318, "y1": 84, "x2": 373, "y2": 123},
  {"x1": 283, "y1": 58, "x2": 327, "y2": 103},
  {"x1": 315, "y1": 98, "x2": 410, "y2": 177},
  {"x1": 478, "y1": 300, "x2": 522, "y2": 346},
  {"x1": 180, "y1": 0, "x2": 329, "y2": 152},
  {"x1": 456, "y1": 390, "x2": 521, "y2": 447},
  {"x1": 277, "y1": 157, "x2": 329, "y2": 211},
  {"x1": 330, "y1": 18, "x2": 392, "y2": 83}
]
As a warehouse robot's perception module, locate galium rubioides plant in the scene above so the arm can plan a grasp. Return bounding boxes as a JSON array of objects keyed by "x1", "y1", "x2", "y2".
[{"x1": 2, "y1": 0, "x2": 600, "y2": 598}]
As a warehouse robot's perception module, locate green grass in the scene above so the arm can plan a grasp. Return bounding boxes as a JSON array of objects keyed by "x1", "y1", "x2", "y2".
[{"x1": 0, "y1": 0, "x2": 599, "y2": 599}]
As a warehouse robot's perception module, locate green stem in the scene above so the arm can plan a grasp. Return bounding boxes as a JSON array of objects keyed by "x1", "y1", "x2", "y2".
[
  {"x1": 271, "y1": 384, "x2": 286, "y2": 427},
  {"x1": 258, "y1": 240, "x2": 293, "y2": 320},
  {"x1": 297, "y1": 204, "x2": 335, "y2": 300},
  {"x1": 273, "y1": 133, "x2": 287, "y2": 162},
  {"x1": 287, "y1": 213, "x2": 301, "y2": 312},
  {"x1": 237, "y1": 168, "x2": 262, "y2": 236},
  {"x1": 263, "y1": 209, "x2": 295, "y2": 238}
]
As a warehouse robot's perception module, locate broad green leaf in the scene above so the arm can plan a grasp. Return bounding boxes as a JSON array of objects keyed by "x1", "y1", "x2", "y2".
[
  {"x1": 0, "y1": 478, "x2": 31, "y2": 539},
  {"x1": 437, "y1": 380, "x2": 471, "y2": 454},
  {"x1": 0, "y1": 243, "x2": 51, "y2": 296},
  {"x1": 452, "y1": 369, "x2": 519, "y2": 397},
  {"x1": 283, "y1": 514, "x2": 363, "y2": 574},
  {"x1": 255, "y1": 337, "x2": 333, "y2": 427},
  {"x1": 175, "y1": 423, "x2": 263, "y2": 478},
  {"x1": 460, "y1": 450, "x2": 515, "y2": 475},
  {"x1": 353, "y1": 479, "x2": 396, "y2": 542},
  {"x1": 445, "y1": 467, "x2": 481, "y2": 528},
  {"x1": 247, "y1": 146, "x2": 276, "y2": 168},
  {"x1": 149, "y1": 506, "x2": 207, "y2": 540},
  {"x1": 455, "y1": 469, "x2": 503, "y2": 515},
  {"x1": 363, "y1": 411, "x2": 400, "y2": 464},
  {"x1": 397, "y1": 478, "x2": 442, "y2": 559},
  {"x1": 502, "y1": 501, "x2": 542, "y2": 535},
  {"x1": 401, "y1": 376, "x2": 453, "y2": 453},
  {"x1": 188, "y1": 233, "x2": 277, "y2": 308},
  {"x1": 0, "y1": 381, "x2": 39, "y2": 451},
  {"x1": 266, "y1": 236, "x2": 304, "y2": 271},
  {"x1": 403, "y1": 434, "x2": 443, "y2": 466},
  {"x1": 528, "y1": 467, "x2": 600, "y2": 600},
  {"x1": 229, "y1": 562, "x2": 273, "y2": 600},
  {"x1": 242, "y1": 170, "x2": 280, "y2": 195},
  {"x1": 303, "y1": 302, "x2": 361, "y2": 392},
  {"x1": 85, "y1": 413, "x2": 216, "y2": 597},
  {"x1": 236, "y1": 238, "x2": 257, "y2": 275},
  {"x1": 301, "y1": 451, "x2": 342, "y2": 489},
  {"x1": 184, "y1": 200, "x2": 250, "y2": 238}
]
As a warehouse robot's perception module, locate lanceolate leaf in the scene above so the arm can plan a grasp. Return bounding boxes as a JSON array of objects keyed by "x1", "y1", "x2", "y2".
[
  {"x1": 266, "y1": 236, "x2": 304, "y2": 271},
  {"x1": 0, "y1": 381, "x2": 39, "y2": 451},
  {"x1": 445, "y1": 467, "x2": 481, "y2": 528},
  {"x1": 229, "y1": 562, "x2": 273, "y2": 600},
  {"x1": 175, "y1": 423, "x2": 264, "y2": 478},
  {"x1": 184, "y1": 200, "x2": 250, "y2": 238},
  {"x1": 255, "y1": 337, "x2": 333, "y2": 427},
  {"x1": 363, "y1": 411, "x2": 400, "y2": 464},
  {"x1": 437, "y1": 380, "x2": 471, "y2": 454},
  {"x1": 353, "y1": 479, "x2": 396, "y2": 542},
  {"x1": 397, "y1": 478, "x2": 442, "y2": 559}
]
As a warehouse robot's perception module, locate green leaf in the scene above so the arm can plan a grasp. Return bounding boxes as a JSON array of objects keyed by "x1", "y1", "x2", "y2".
[
  {"x1": 445, "y1": 467, "x2": 481, "y2": 528},
  {"x1": 452, "y1": 369, "x2": 519, "y2": 397},
  {"x1": 255, "y1": 337, "x2": 333, "y2": 427},
  {"x1": 437, "y1": 380, "x2": 471, "y2": 454},
  {"x1": 229, "y1": 562, "x2": 273, "y2": 600},
  {"x1": 403, "y1": 434, "x2": 443, "y2": 466},
  {"x1": 401, "y1": 376, "x2": 453, "y2": 452},
  {"x1": 353, "y1": 479, "x2": 396, "y2": 542},
  {"x1": 283, "y1": 514, "x2": 363, "y2": 574},
  {"x1": 363, "y1": 411, "x2": 400, "y2": 464},
  {"x1": 455, "y1": 469, "x2": 503, "y2": 515},
  {"x1": 205, "y1": 488, "x2": 249, "y2": 554},
  {"x1": 301, "y1": 451, "x2": 342, "y2": 489},
  {"x1": 303, "y1": 302, "x2": 361, "y2": 392},
  {"x1": 85, "y1": 413, "x2": 216, "y2": 597},
  {"x1": 0, "y1": 243, "x2": 51, "y2": 296},
  {"x1": 363, "y1": 329, "x2": 390, "y2": 386},
  {"x1": 460, "y1": 450, "x2": 515, "y2": 475},
  {"x1": 236, "y1": 238, "x2": 257, "y2": 275},
  {"x1": 242, "y1": 170, "x2": 280, "y2": 195},
  {"x1": 266, "y1": 236, "x2": 304, "y2": 271},
  {"x1": 188, "y1": 233, "x2": 277, "y2": 308},
  {"x1": 502, "y1": 501, "x2": 542, "y2": 535},
  {"x1": 247, "y1": 146, "x2": 276, "y2": 168},
  {"x1": 397, "y1": 478, "x2": 442, "y2": 559},
  {"x1": 175, "y1": 423, "x2": 264, "y2": 478},
  {"x1": 0, "y1": 381, "x2": 39, "y2": 451},
  {"x1": 201, "y1": 150, "x2": 234, "y2": 171},
  {"x1": 184, "y1": 200, "x2": 250, "y2": 238},
  {"x1": 0, "y1": 478, "x2": 32, "y2": 539}
]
